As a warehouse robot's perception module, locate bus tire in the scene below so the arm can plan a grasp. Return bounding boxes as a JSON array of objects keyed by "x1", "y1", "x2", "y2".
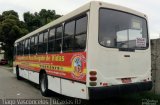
[
  {"x1": 16, "y1": 66, "x2": 22, "y2": 80},
  {"x1": 40, "y1": 73, "x2": 49, "y2": 97}
]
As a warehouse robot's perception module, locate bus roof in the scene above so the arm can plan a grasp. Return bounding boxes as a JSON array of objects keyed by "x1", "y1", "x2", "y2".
[{"x1": 15, "y1": 1, "x2": 147, "y2": 43}]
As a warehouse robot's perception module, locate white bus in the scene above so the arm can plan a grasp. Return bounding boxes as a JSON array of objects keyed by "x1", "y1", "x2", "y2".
[{"x1": 13, "y1": 1, "x2": 152, "y2": 99}]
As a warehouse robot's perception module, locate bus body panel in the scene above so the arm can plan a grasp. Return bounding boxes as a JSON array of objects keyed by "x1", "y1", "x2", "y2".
[
  {"x1": 15, "y1": 52, "x2": 87, "y2": 83},
  {"x1": 13, "y1": 1, "x2": 152, "y2": 100},
  {"x1": 61, "y1": 79, "x2": 88, "y2": 99},
  {"x1": 14, "y1": 1, "x2": 90, "y2": 98},
  {"x1": 19, "y1": 69, "x2": 29, "y2": 80},
  {"x1": 28, "y1": 70, "x2": 39, "y2": 84},
  {"x1": 87, "y1": 1, "x2": 151, "y2": 87},
  {"x1": 48, "y1": 75, "x2": 61, "y2": 94}
]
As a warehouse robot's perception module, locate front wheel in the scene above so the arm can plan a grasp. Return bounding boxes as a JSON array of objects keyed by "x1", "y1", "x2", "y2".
[{"x1": 40, "y1": 73, "x2": 49, "y2": 96}]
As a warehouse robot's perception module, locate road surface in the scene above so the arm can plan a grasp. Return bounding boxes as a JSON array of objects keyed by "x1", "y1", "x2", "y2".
[
  {"x1": 0, "y1": 66, "x2": 86, "y2": 105},
  {"x1": 0, "y1": 66, "x2": 146, "y2": 105},
  {"x1": 0, "y1": 66, "x2": 45, "y2": 99}
]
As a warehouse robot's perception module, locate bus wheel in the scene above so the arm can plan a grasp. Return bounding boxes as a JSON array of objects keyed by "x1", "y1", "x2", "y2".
[
  {"x1": 40, "y1": 73, "x2": 49, "y2": 96},
  {"x1": 16, "y1": 67, "x2": 22, "y2": 80}
]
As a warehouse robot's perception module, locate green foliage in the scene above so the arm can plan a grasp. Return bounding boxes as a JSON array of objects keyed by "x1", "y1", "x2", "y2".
[
  {"x1": 2, "y1": 10, "x2": 19, "y2": 18},
  {"x1": 23, "y1": 9, "x2": 61, "y2": 32},
  {"x1": 0, "y1": 10, "x2": 27, "y2": 60},
  {"x1": 0, "y1": 9, "x2": 61, "y2": 60}
]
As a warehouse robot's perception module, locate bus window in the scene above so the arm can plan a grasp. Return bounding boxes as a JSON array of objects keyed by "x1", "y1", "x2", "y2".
[
  {"x1": 44, "y1": 31, "x2": 48, "y2": 43},
  {"x1": 74, "y1": 34, "x2": 86, "y2": 51},
  {"x1": 34, "y1": 35, "x2": 38, "y2": 54},
  {"x1": 48, "y1": 28, "x2": 55, "y2": 53},
  {"x1": 55, "y1": 26, "x2": 62, "y2": 52},
  {"x1": 74, "y1": 16, "x2": 87, "y2": 51},
  {"x1": 99, "y1": 9, "x2": 148, "y2": 50},
  {"x1": 18, "y1": 42, "x2": 22, "y2": 55},
  {"x1": 76, "y1": 16, "x2": 87, "y2": 35},
  {"x1": 30, "y1": 36, "x2": 35, "y2": 54},
  {"x1": 24, "y1": 39, "x2": 30, "y2": 55},
  {"x1": 17, "y1": 43, "x2": 20, "y2": 55},
  {"x1": 38, "y1": 33, "x2": 44, "y2": 53},
  {"x1": 63, "y1": 20, "x2": 75, "y2": 52},
  {"x1": 44, "y1": 31, "x2": 48, "y2": 52},
  {"x1": 20, "y1": 41, "x2": 24, "y2": 55}
]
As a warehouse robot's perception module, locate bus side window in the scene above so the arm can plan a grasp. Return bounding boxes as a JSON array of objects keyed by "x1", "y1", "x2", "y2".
[
  {"x1": 17, "y1": 43, "x2": 19, "y2": 55},
  {"x1": 55, "y1": 26, "x2": 63, "y2": 53},
  {"x1": 63, "y1": 20, "x2": 75, "y2": 52},
  {"x1": 20, "y1": 41, "x2": 24, "y2": 55},
  {"x1": 17, "y1": 42, "x2": 21, "y2": 55},
  {"x1": 38, "y1": 33, "x2": 44, "y2": 53},
  {"x1": 34, "y1": 35, "x2": 38, "y2": 54},
  {"x1": 22, "y1": 40, "x2": 25, "y2": 55},
  {"x1": 30, "y1": 36, "x2": 35, "y2": 54},
  {"x1": 74, "y1": 15, "x2": 87, "y2": 51},
  {"x1": 24, "y1": 39, "x2": 30, "y2": 55},
  {"x1": 44, "y1": 31, "x2": 48, "y2": 53},
  {"x1": 48, "y1": 28, "x2": 55, "y2": 53}
]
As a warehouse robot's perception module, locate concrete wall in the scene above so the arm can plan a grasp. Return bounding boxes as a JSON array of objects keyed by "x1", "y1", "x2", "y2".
[
  {"x1": 0, "y1": 45, "x2": 4, "y2": 60},
  {"x1": 151, "y1": 39, "x2": 160, "y2": 94},
  {"x1": 0, "y1": 54, "x2": 4, "y2": 60}
]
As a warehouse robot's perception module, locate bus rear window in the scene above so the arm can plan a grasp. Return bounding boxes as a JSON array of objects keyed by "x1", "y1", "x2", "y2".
[{"x1": 99, "y1": 8, "x2": 148, "y2": 50}]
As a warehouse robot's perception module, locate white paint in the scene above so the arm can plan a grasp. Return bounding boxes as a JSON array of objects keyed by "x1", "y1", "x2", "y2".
[
  {"x1": 86, "y1": 2, "x2": 151, "y2": 87},
  {"x1": 61, "y1": 79, "x2": 88, "y2": 99},
  {"x1": 19, "y1": 68, "x2": 29, "y2": 79},
  {"x1": 48, "y1": 75, "x2": 61, "y2": 94},
  {"x1": 18, "y1": 68, "x2": 39, "y2": 84},
  {"x1": 23, "y1": 70, "x2": 29, "y2": 79},
  {"x1": 28, "y1": 71, "x2": 39, "y2": 84},
  {"x1": 19, "y1": 68, "x2": 24, "y2": 77}
]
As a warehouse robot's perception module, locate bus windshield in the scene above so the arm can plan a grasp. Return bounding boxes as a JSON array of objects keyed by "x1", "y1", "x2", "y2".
[{"x1": 99, "y1": 8, "x2": 148, "y2": 50}]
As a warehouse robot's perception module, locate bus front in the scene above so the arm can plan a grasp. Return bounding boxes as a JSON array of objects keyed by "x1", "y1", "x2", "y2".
[{"x1": 87, "y1": 2, "x2": 152, "y2": 99}]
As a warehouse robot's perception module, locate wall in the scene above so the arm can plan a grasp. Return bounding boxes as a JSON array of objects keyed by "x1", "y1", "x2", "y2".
[
  {"x1": 0, "y1": 54, "x2": 4, "y2": 60},
  {"x1": 151, "y1": 39, "x2": 160, "y2": 94}
]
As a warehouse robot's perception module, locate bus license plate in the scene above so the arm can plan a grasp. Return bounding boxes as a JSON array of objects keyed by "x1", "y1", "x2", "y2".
[{"x1": 121, "y1": 78, "x2": 132, "y2": 83}]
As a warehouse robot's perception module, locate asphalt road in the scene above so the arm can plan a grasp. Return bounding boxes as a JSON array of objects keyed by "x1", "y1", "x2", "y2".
[
  {"x1": 0, "y1": 66, "x2": 45, "y2": 99},
  {"x1": 0, "y1": 66, "x2": 87, "y2": 105},
  {"x1": 0, "y1": 66, "x2": 145, "y2": 105}
]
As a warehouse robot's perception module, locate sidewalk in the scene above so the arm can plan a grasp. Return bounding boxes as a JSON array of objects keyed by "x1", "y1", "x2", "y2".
[{"x1": 0, "y1": 65, "x2": 13, "y2": 71}]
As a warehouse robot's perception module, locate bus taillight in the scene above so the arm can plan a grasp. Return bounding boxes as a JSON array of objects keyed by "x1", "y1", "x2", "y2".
[
  {"x1": 89, "y1": 82, "x2": 97, "y2": 86},
  {"x1": 89, "y1": 77, "x2": 97, "y2": 81},
  {"x1": 89, "y1": 71, "x2": 97, "y2": 86},
  {"x1": 89, "y1": 71, "x2": 97, "y2": 76}
]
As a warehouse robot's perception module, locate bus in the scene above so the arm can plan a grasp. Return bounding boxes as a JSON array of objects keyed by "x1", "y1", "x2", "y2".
[{"x1": 13, "y1": 1, "x2": 152, "y2": 99}]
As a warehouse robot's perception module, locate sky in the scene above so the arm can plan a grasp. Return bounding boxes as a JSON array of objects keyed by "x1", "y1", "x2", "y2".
[{"x1": 0, "y1": 0, "x2": 159, "y2": 39}]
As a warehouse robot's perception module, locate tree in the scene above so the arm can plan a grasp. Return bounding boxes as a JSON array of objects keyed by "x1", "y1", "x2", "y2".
[
  {"x1": 0, "y1": 10, "x2": 28, "y2": 60},
  {"x1": 0, "y1": 9, "x2": 61, "y2": 61},
  {"x1": 23, "y1": 9, "x2": 61, "y2": 32}
]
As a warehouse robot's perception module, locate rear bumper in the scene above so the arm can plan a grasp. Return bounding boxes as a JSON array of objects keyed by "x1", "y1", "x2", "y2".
[{"x1": 88, "y1": 81, "x2": 152, "y2": 99}]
